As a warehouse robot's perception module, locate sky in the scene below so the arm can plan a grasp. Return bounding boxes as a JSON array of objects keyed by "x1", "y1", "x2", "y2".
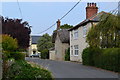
[{"x1": 2, "y1": 2, "x2": 118, "y2": 36}]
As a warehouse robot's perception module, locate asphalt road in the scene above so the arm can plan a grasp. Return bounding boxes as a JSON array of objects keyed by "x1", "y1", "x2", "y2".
[{"x1": 26, "y1": 57, "x2": 119, "y2": 79}]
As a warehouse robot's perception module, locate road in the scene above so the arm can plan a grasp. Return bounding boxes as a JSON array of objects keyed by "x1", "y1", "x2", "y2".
[{"x1": 26, "y1": 57, "x2": 119, "y2": 79}]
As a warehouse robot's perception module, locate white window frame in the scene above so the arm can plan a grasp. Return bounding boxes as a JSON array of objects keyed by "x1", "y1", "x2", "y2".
[
  {"x1": 74, "y1": 45, "x2": 79, "y2": 56},
  {"x1": 74, "y1": 30, "x2": 78, "y2": 40},
  {"x1": 83, "y1": 26, "x2": 87, "y2": 37}
]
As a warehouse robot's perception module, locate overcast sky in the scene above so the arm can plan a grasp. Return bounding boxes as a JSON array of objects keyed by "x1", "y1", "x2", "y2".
[{"x1": 2, "y1": 2, "x2": 118, "y2": 35}]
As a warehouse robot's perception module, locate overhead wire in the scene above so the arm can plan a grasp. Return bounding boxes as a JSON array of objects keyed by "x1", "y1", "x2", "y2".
[
  {"x1": 17, "y1": 0, "x2": 23, "y2": 19},
  {"x1": 37, "y1": 0, "x2": 81, "y2": 34}
]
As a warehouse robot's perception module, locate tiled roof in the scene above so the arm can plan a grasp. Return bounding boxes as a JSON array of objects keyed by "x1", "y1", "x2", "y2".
[
  {"x1": 31, "y1": 36, "x2": 41, "y2": 44},
  {"x1": 69, "y1": 11, "x2": 108, "y2": 31}
]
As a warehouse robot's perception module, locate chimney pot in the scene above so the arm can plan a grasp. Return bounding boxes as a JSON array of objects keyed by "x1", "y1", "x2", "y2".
[
  {"x1": 95, "y1": 3, "x2": 96, "y2": 6},
  {"x1": 90, "y1": 3, "x2": 92, "y2": 6},
  {"x1": 86, "y1": 3, "x2": 98, "y2": 19},
  {"x1": 92, "y1": 3, "x2": 94, "y2": 6},
  {"x1": 87, "y1": 3, "x2": 89, "y2": 6}
]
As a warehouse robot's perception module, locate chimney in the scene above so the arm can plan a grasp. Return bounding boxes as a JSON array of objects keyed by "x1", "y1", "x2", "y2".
[
  {"x1": 86, "y1": 3, "x2": 98, "y2": 19},
  {"x1": 57, "y1": 19, "x2": 60, "y2": 30}
]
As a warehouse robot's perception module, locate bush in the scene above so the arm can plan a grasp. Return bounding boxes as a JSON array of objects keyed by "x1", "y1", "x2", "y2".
[
  {"x1": 3, "y1": 51, "x2": 25, "y2": 61},
  {"x1": 82, "y1": 47, "x2": 101, "y2": 66},
  {"x1": 65, "y1": 48, "x2": 70, "y2": 61},
  {"x1": 96, "y1": 48, "x2": 120, "y2": 72},
  {"x1": 3, "y1": 60, "x2": 53, "y2": 80},
  {"x1": 41, "y1": 49, "x2": 49, "y2": 59},
  {"x1": 1, "y1": 34, "x2": 18, "y2": 52},
  {"x1": 82, "y1": 47, "x2": 120, "y2": 72},
  {"x1": 10, "y1": 52, "x2": 25, "y2": 60}
]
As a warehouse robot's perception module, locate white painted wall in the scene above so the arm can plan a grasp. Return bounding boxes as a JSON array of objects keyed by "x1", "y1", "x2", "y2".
[{"x1": 70, "y1": 22, "x2": 98, "y2": 62}]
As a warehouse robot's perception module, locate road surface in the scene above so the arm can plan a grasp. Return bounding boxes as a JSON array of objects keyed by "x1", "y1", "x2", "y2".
[{"x1": 26, "y1": 57, "x2": 119, "y2": 79}]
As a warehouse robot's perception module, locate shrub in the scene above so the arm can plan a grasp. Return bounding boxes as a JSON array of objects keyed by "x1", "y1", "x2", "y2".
[
  {"x1": 10, "y1": 52, "x2": 25, "y2": 60},
  {"x1": 1, "y1": 34, "x2": 18, "y2": 52},
  {"x1": 82, "y1": 47, "x2": 101, "y2": 66},
  {"x1": 82, "y1": 47, "x2": 120, "y2": 72},
  {"x1": 96, "y1": 48, "x2": 120, "y2": 72},
  {"x1": 41, "y1": 49, "x2": 49, "y2": 59},
  {"x1": 3, "y1": 51, "x2": 25, "y2": 61},
  {"x1": 3, "y1": 60, "x2": 53, "y2": 80},
  {"x1": 65, "y1": 48, "x2": 70, "y2": 61}
]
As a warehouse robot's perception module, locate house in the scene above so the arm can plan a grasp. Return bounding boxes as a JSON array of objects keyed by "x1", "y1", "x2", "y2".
[
  {"x1": 69, "y1": 3, "x2": 107, "y2": 62},
  {"x1": 51, "y1": 20, "x2": 70, "y2": 61},
  {"x1": 28, "y1": 35, "x2": 41, "y2": 56}
]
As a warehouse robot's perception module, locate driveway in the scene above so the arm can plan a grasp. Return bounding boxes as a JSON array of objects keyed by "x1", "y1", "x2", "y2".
[{"x1": 26, "y1": 57, "x2": 119, "y2": 79}]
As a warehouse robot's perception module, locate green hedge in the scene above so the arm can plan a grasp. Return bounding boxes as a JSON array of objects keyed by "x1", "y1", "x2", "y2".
[
  {"x1": 65, "y1": 48, "x2": 70, "y2": 61},
  {"x1": 41, "y1": 49, "x2": 49, "y2": 59},
  {"x1": 10, "y1": 52, "x2": 25, "y2": 60},
  {"x1": 3, "y1": 60, "x2": 53, "y2": 80},
  {"x1": 82, "y1": 47, "x2": 120, "y2": 72},
  {"x1": 82, "y1": 47, "x2": 101, "y2": 66},
  {"x1": 3, "y1": 51, "x2": 25, "y2": 61}
]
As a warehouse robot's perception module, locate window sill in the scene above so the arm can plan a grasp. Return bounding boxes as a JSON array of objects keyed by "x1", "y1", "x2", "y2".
[{"x1": 74, "y1": 55, "x2": 79, "y2": 56}]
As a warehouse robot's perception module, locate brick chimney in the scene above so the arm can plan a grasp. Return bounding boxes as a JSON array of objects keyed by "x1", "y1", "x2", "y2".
[
  {"x1": 86, "y1": 3, "x2": 98, "y2": 19},
  {"x1": 57, "y1": 19, "x2": 60, "y2": 30}
]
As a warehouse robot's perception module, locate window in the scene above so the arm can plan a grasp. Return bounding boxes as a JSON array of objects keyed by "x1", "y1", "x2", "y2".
[
  {"x1": 74, "y1": 45, "x2": 79, "y2": 56},
  {"x1": 74, "y1": 30, "x2": 78, "y2": 39},
  {"x1": 83, "y1": 26, "x2": 87, "y2": 37},
  {"x1": 71, "y1": 46, "x2": 73, "y2": 55}
]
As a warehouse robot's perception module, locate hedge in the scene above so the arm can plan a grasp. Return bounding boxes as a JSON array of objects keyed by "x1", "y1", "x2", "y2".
[
  {"x1": 82, "y1": 47, "x2": 120, "y2": 72},
  {"x1": 41, "y1": 49, "x2": 49, "y2": 59},
  {"x1": 3, "y1": 51, "x2": 25, "y2": 61},
  {"x1": 3, "y1": 60, "x2": 53, "y2": 80},
  {"x1": 65, "y1": 48, "x2": 70, "y2": 61},
  {"x1": 10, "y1": 52, "x2": 25, "y2": 60}
]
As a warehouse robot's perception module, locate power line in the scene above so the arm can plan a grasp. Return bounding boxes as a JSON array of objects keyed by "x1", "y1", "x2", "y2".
[
  {"x1": 60, "y1": 0, "x2": 81, "y2": 20},
  {"x1": 17, "y1": 0, "x2": 23, "y2": 19},
  {"x1": 37, "y1": 0, "x2": 81, "y2": 34},
  {"x1": 37, "y1": 23, "x2": 56, "y2": 34}
]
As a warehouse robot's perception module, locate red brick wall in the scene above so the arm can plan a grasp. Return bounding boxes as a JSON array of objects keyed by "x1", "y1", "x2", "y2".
[{"x1": 86, "y1": 3, "x2": 98, "y2": 19}]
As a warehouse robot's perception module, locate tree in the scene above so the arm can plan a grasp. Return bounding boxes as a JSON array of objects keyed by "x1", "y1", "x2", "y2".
[
  {"x1": 87, "y1": 12, "x2": 120, "y2": 48},
  {"x1": 37, "y1": 33, "x2": 53, "y2": 59},
  {"x1": 60, "y1": 24, "x2": 73, "y2": 29},
  {"x1": 2, "y1": 17, "x2": 31, "y2": 50},
  {"x1": 54, "y1": 24, "x2": 73, "y2": 32},
  {"x1": 37, "y1": 33, "x2": 53, "y2": 52}
]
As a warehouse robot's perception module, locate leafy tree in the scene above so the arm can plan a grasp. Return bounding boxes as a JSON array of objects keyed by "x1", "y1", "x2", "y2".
[
  {"x1": 60, "y1": 24, "x2": 73, "y2": 29},
  {"x1": 2, "y1": 17, "x2": 31, "y2": 50},
  {"x1": 37, "y1": 33, "x2": 53, "y2": 52},
  {"x1": 87, "y1": 12, "x2": 120, "y2": 48},
  {"x1": 54, "y1": 24, "x2": 73, "y2": 32},
  {"x1": 37, "y1": 33, "x2": 53, "y2": 59}
]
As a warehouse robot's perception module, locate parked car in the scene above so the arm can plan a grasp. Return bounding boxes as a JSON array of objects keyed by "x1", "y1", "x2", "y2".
[{"x1": 30, "y1": 54, "x2": 40, "y2": 57}]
